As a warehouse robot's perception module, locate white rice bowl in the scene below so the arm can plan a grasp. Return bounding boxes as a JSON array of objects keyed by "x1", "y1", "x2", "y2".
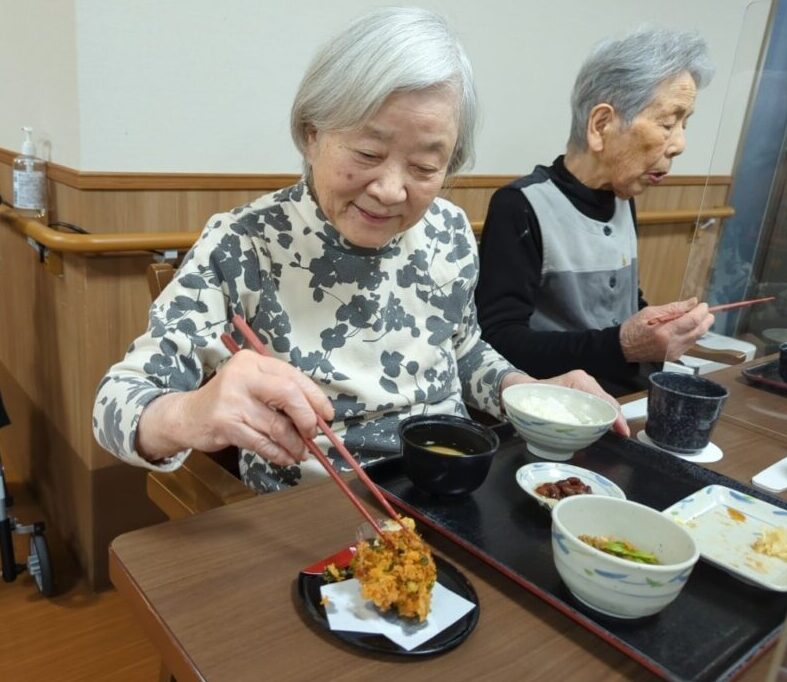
[{"x1": 502, "y1": 383, "x2": 618, "y2": 461}]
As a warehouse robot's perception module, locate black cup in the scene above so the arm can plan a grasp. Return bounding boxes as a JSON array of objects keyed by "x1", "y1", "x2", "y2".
[
  {"x1": 779, "y1": 342, "x2": 787, "y2": 381},
  {"x1": 399, "y1": 415, "x2": 499, "y2": 496},
  {"x1": 645, "y1": 372, "x2": 728, "y2": 454}
]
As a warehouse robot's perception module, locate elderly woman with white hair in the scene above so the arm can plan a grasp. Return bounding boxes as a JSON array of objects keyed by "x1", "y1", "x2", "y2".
[
  {"x1": 93, "y1": 7, "x2": 626, "y2": 494},
  {"x1": 476, "y1": 27, "x2": 717, "y2": 397}
]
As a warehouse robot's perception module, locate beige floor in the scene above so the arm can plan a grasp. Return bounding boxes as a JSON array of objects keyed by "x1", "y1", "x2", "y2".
[{"x1": 0, "y1": 436, "x2": 160, "y2": 682}]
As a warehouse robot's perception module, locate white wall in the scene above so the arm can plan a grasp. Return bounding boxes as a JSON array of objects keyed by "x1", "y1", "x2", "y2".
[
  {"x1": 0, "y1": 1, "x2": 80, "y2": 167},
  {"x1": 0, "y1": 0, "x2": 773, "y2": 175}
]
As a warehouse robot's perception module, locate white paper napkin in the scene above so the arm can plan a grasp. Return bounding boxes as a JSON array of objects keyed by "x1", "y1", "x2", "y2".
[
  {"x1": 753, "y1": 456, "x2": 787, "y2": 493},
  {"x1": 320, "y1": 579, "x2": 476, "y2": 651},
  {"x1": 621, "y1": 397, "x2": 648, "y2": 421}
]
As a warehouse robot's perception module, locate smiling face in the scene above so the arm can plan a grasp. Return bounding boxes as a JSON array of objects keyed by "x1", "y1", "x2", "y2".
[
  {"x1": 595, "y1": 71, "x2": 698, "y2": 199},
  {"x1": 305, "y1": 88, "x2": 459, "y2": 248}
]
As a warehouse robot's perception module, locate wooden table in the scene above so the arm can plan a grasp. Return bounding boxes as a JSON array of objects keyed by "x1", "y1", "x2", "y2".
[
  {"x1": 712, "y1": 355, "x2": 787, "y2": 445},
  {"x1": 110, "y1": 360, "x2": 786, "y2": 682}
]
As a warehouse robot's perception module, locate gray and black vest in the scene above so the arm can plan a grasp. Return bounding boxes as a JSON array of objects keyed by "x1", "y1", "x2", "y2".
[{"x1": 521, "y1": 178, "x2": 639, "y2": 332}]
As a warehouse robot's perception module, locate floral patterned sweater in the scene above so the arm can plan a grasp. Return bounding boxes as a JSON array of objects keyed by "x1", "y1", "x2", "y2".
[{"x1": 93, "y1": 182, "x2": 518, "y2": 493}]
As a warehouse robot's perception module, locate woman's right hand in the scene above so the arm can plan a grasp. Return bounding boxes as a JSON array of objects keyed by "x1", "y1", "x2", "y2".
[
  {"x1": 619, "y1": 297, "x2": 714, "y2": 363},
  {"x1": 136, "y1": 349, "x2": 335, "y2": 466}
]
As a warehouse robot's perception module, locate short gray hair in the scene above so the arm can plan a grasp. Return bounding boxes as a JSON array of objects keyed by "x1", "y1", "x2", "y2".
[
  {"x1": 568, "y1": 27, "x2": 715, "y2": 150},
  {"x1": 291, "y1": 6, "x2": 476, "y2": 176}
]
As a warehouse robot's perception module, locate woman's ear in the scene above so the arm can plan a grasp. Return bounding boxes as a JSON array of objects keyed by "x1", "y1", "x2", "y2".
[
  {"x1": 587, "y1": 104, "x2": 617, "y2": 153},
  {"x1": 304, "y1": 125, "x2": 319, "y2": 162}
]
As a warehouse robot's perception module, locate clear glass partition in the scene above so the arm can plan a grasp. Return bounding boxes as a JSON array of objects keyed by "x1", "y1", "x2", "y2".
[{"x1": 683, "y1": 0, "x2": 787, "y2": 362}]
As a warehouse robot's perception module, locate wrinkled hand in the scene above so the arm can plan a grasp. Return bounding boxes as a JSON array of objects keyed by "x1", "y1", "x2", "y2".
[
  {"x1": 501, "y1": 370, "x2": 629, "y2": 437},
  {"x1": 137, "y1": 349, "x2": 335, "y2": 466},
  {"x1": 619, "y1": 297, "x2": 714, "y2": 363}
]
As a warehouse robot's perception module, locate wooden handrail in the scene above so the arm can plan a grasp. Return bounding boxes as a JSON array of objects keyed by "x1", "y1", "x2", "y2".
[
  {"x1": 633, "y1": 206, "x2": 735, "y2": 224},
  {"x1": 1, "y1": 203, "x2": 735, "y2": 255},
  {"x1": 0, "y1": 205, "x2": 199, "y2": 253},
  {"x1": 470, "y1": 206, "x2": 735, "y2": 238}
]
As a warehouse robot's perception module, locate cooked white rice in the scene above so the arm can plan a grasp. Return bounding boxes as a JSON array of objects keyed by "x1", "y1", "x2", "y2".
[{"x1": 515, "y1": 394, "x2": 589, "y2": 424}]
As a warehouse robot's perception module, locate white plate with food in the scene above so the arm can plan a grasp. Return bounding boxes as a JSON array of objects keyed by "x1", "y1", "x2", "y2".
[
  {"x1": 662, "y1": 484, "x2": 787, "y2": 591},
  {"x1": 515, "y1": 462, "x2": 626, "y2": 511}
]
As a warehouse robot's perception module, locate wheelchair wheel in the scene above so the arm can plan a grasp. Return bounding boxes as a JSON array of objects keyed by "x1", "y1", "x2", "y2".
[
  {"x1": 27, "y1": 534, "x2": 54, "y2": 597},
  {"x1": 0, "y1": 458, "x2": 10, "y2": 507}
]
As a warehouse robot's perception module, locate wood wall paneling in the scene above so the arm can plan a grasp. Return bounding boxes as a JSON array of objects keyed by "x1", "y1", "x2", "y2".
[
  {"x1": 0, "y1": 164, "x2": 168, "y2": 589},
  {"x1": 0, "y1": 151, "x2": 732, "y2": 588},
  {"x1": 636, "y1": 184, "x2": 730, "y2": 304}
]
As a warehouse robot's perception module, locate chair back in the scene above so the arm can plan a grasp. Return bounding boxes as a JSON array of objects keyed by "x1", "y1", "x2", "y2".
[
  {"x1": 147, "y1": 262, "x2": 175, "y2": 299},
  {"x1": 143, "y1": 262, "x2": 253, "y2": 520}
]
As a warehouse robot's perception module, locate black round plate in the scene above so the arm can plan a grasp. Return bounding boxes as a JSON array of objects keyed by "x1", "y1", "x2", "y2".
[{"x1": 298, "y1": 554, "x2": 479, "y2": 656}]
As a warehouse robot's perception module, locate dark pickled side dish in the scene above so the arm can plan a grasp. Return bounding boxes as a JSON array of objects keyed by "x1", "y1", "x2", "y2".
[{"x1": 535, "y1": 476, "x2": 592, "y2": 500}]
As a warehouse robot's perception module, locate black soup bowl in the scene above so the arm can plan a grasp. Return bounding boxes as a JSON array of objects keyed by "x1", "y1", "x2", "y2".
[{"x1": 399, "y1": 415, "x2": 500, "y2": 496}]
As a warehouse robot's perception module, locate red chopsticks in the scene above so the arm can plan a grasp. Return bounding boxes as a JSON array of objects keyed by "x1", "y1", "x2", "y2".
[
  {"x1": 221, "y1": 314, "x2": 409, "y2": 541},
  {"x1": 708, "y1": 296, "x2": 776, "y2": 313},
  {"x1": 220, "y1": 332, "x2": 389, "y2": 540},
  {"x1": 647, "y1": 296, "x2": 775, "y2": 326}
]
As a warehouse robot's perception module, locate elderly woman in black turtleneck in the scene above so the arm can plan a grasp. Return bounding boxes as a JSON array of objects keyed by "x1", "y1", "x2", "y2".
[{"x1": 476, "y1": 27, "x2": 716, "y2": 397}]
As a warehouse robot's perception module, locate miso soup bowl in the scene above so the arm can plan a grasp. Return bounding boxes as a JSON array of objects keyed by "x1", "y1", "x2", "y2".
[
  {"x1": 399, "y1": 415, "x2": 499, "y2": 496},
  {"x1": 551, "y1": 496, "x2": 699, "y2": 619},
  {"x1": 502, "y1": 384, "x2": 618, "y2": 461}
]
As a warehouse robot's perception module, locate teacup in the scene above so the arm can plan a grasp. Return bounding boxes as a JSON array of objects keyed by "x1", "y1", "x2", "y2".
[
  {"x1": 645, "y1": 372, "x2": 728, "y2": 454},
  {"x1": 779, "y1": 342, "x2": 787, "y2": 381}
]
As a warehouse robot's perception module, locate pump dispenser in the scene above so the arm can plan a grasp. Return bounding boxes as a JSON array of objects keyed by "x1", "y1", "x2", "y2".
[{"x1": 12, "y1": 126, "x2": 47, "y2": 219}]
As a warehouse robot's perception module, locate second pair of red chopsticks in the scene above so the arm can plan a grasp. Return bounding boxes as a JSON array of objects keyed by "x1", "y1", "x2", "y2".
[
  {"x1": 221, "y1": 314, "x2": 408, "y2": 542},
  {"x1": 647, "y1": 296, "x2": 775, "y2": 326}
]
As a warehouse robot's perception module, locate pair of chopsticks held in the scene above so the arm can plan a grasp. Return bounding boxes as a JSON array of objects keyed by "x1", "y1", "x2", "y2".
[
  {"x1": 647, "y1": 296, "x2": 775, "y2": 326},
  {"x1": 221, "y1": 314, "x2": 410, "y2": 546}
]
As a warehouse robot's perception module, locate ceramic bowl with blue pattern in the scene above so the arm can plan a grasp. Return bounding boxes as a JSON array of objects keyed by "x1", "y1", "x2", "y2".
[
  {"x1": 515, "y1": 462, "x2": 626, "y2": 511},
  {"x1": 502, "y1": 383, "x2": 618, "y2": 461},
  {"x1": 551, "y1": 496, "x2": 699, "y2": 619}
]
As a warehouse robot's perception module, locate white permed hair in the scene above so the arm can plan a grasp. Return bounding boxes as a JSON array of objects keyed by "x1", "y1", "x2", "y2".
[
  {"x1": 291, "y1": 6, "x2": 476, "y2": 177},
  {"x1": 568, "y1": 26, "x2": 715, "y2": 150}
]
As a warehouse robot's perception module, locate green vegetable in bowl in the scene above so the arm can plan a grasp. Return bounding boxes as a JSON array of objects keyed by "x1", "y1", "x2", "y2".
[{"x1": 579, "y1": 535, "x2": 660, "y2": 564}]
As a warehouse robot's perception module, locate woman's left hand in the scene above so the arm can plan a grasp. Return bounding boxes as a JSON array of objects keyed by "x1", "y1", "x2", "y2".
[{"x1": 501, "y1": 370, "x2": 630, "y2": 437}]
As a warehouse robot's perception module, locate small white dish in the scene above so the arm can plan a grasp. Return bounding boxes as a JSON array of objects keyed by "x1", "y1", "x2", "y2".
[
  {"x1": 637, "y1": 430, "x2": 723, "y2": 463},
  {"x1": 663, "y1": 484, "x2": 787, "y2": 591},
  {"x1": 515, "y1": 462, "x2": 626, "y2": 511},
  {"x1": 763, "y1": 328, "x2": 787, "y2": 344}
]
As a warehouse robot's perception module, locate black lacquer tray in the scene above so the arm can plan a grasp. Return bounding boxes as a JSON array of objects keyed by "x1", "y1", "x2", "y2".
[
  {"x1": 365, "y1": 426, "x2": 787, "y2": 682},
  {"x1": 742, "y1": 359, "x2": 787, "y2": 393}
]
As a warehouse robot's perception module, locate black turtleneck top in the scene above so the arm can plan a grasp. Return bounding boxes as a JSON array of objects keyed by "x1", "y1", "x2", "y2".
[{"x1": 475, "y1": 156, "x2": 653, "y2": 397}]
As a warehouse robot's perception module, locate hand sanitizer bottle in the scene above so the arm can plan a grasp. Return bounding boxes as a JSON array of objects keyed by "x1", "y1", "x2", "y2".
[{"x1": 12, "y1": 126, "x2": 47, "y2": 219}]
